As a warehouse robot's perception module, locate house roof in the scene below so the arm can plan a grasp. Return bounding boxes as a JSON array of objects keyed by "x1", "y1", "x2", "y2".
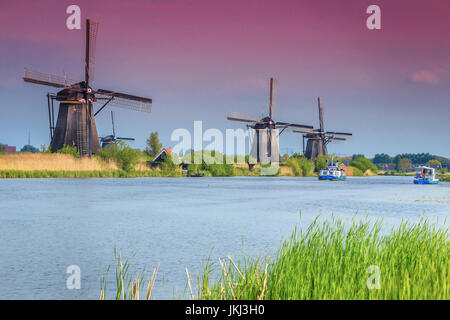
[{"x1": 151, "y1": 148, "x2": 172, "y2": 162}]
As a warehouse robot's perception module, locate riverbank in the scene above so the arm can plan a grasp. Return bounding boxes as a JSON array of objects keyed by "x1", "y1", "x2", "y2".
[
  {"x1": 0, "y1": 169, "x2": 182, "y2": 178},
  {"x1": 102, "y1": 216, "x2": 449, "y2": 300},
  {"x1": 1, "y1": 153, "x2": 447, "y2": 179}
]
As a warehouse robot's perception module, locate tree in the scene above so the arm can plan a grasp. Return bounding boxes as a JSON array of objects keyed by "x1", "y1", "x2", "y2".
[
  {"x1": 145, "y1": 132, "x2": 162, "y2": 158},
  {"x1": 373, "y1": 153, "x2": 393, "y2": 164},
  {"x1": 350, "y1": 156, "x2": 378, "y2": 173},
  {"x1": 20, "y1": 144, "x2": 39, "y2": 153},
  {"x1": 315, "y1": 155, "x2": 328, "y2": 172},
  {"x1": 397, "y1": 158, "x2": 412, "y2": 172},
  {"x1": 160, "y1": 154, "x2": 177, "y2": 172},
  {"x1": 352, "y1": 154, "x2": 365, "y2": 161},
  {"x1": 97, "y1": 141, "x2": 142, "y2": 172},
  {"x1": 393, "y1": 153, "x2": 434, "y2": 165},
  {"x1": 426, "y1": 159, "x2": 441, "y2": 169}
]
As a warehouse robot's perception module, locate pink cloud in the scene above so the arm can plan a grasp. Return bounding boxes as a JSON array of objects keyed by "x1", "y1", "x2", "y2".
[{"x1": 411, "y1": 71, "x2": 440, "y2": 85}]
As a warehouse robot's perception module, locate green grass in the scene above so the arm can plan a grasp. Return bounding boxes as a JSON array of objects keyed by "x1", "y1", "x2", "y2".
[
  {"x1": 102, "y1": 216, "x2": 449, "y2": 300},
  {"x1": 439, "y1": 175, "x2": 450, "y2": 182},
  {"x1": 0, "y1": 169, "x2": 182, "y2": 179}
]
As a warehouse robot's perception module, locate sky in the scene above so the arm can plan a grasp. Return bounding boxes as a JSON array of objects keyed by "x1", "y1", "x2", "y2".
[{"x1": 0, "y1": 0, "x2": 449, "y2": 157}]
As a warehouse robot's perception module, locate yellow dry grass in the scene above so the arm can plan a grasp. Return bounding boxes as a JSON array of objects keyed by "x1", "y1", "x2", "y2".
[
  {"x1": 278, "y1": 166, "x2": 294, "y2": 176},
  {"x1": 364, "y1": 169, "x2": 377, "y2": 176},
  {"x1": 0, "y1": 153, "x2": 117, "y2": 171},
  {"x1": 343, "y1": 165, "x2": 355, "y2": 176}
]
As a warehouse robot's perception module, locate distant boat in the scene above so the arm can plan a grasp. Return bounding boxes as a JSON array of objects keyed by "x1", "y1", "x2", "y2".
[
  {"x1": 319, "y1": 161, "x2": 346, "y2": 181},
  {"x1": 188, "y1": 169, "x2": 205, "y2": 177},
  {"x1": 414, "y1": 166, "x2": 439, "y2": 184}
]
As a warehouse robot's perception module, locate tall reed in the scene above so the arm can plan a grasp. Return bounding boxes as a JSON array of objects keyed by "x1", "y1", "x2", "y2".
[
  {"x1": 199, "y1": 217, "x2": 448, "y2": 300},
  {"x1": 101, "y1": 216, "x2": 448, "y2": 300}
]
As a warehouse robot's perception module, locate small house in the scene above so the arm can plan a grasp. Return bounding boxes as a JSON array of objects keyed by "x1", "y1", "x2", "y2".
[
  {"x1": 381, "y1": 163, "x2": 396, "y2": 171},
  {"x1": 151, "y1": 148, "x2": 172, "y2": 163}
]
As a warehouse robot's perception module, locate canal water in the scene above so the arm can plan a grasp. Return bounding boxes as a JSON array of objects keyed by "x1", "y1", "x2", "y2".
[{"x1": 0, "y1": 176, "x2": 448, "y2": 299}]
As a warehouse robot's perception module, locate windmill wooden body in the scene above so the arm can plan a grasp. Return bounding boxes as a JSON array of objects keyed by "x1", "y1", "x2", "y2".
[
  {"x1": 23, "y1": 19, "x2": 152, "y2": 157},
  {"x1": 227, "y1": 78, "x2": 313, "y2": 163},
  {"x1": 293, "y1": 97, "x2": 352, "y2": 160}
]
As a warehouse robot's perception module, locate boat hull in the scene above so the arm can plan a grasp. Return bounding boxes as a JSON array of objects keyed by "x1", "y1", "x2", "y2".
[
  {"x1": 319, "y1": 176, "x2": 346, "y2": 181},
  {"x1": 414, "y1": 179, "x2": 439, "y2": 184}
]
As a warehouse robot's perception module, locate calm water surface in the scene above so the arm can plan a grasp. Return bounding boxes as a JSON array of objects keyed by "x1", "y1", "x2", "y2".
[{"x1": 0, "y1": 176, "x2": 448, "y2": 299}]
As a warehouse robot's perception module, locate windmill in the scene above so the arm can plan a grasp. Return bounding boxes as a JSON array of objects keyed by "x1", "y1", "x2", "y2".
[
  {"x1": 293, "y1": 97, "x2": 352, "y2": 160},
  {"x1": 100, "y1": 111, "x2": 135, "y2": 148},
  {"x1": 227, "y1": 78, "x2": 313, "y2": 163},
  {"x1": 23, "y1": 19, "x2": 152, "y2": 157}
]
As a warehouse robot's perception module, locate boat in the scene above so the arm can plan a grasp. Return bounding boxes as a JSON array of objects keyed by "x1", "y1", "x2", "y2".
[
  {"x1": 318, "y1": 161, "x2": 346, "y2": 181},
  {"x1": 414, "y1": 166, "x2": 439, "y2": 184}
]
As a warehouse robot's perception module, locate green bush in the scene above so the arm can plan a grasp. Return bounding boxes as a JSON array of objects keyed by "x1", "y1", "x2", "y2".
[
  {"x1": 299, "y1": 157, "x2": 315, "y2": 176},
  {"x1": 350, "y1": 157, "x2": 377, "y2": 173},
  {"x1": 284, "y1": 156, "x2": 314, "y2": 177},
  {"x1": 57, "y1": 144, "x2": 80, "y2": 158},
  {"x1": 315, "y1": 155, "x2": 328, "y2": 172},
  {"x1": 182, "y1": 150, "x2": 235, "y2": 177},
  {"x1": 284, "y1": 158, "x2": 301, "y2": 176},
  {"x1": 20, "y1": 144, "x2": 40, "y2": 153},
  {"x1": 350, "y1": 166, "x2": 363, "y2": 176},
  {"x1": 160, "y1": 154, "x2": 177, "y2": 172},
  {"x1": 96, "y1": 141, "x2": 142, "y2": 172},
  {"x1": 40, "y1": 145, "x2": 51, "y2": 153}
]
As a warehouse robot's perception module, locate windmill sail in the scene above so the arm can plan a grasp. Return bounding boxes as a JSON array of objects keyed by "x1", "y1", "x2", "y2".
[
  {"x1": 325, "y1": 131, "x2": 353, "y2": 136},
  {"x1": 85, "y1": 19, "x2": 98, "y2": 85},
  {"x1": 227, "y1": 112, "x2": 260, "y2": 123},
  {"x1": 96, "y1": 89, "x2": 152, "y2": 113},
  {"x1": 276, "y1": 122, "x2": 313, "y2": 129},
  {"x1": 23, "y1": 68, "x2": 78, "y2": 88},
  {"x1": 318, "y1": 97, "x2": 324, "y2": 132},
  {"x1": 269, "y1": 78, "x2": 277, "y2": 118}
]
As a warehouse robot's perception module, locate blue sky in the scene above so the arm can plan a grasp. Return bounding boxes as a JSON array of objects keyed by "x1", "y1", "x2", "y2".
[{"x1": 1, "y1": 0, "x2": 449, "y2": 158}]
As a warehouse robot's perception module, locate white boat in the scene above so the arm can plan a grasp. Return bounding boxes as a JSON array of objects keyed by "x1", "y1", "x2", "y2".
[
  {"x1": 414, "y1": 166, "x2": 439, "y2": 184},
  {"x1": 319, "y1": 161, "x2": 346, "y2": 181}
]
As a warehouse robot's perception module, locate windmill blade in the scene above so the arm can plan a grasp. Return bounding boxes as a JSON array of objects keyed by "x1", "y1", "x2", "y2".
[
  {"x1": 292, "y1": 129, "x2": 317, "y2": 134},
  {"x1": 327, "y1": 136, "x2": 347, "y2": 144},
  {"x1": 96, "y1": 89, "x2": 152, "y2": 113},
  {"x1": 116, "y1": 137, "x2": 135, "y2": 141},
  {"x1": 23, "y1": 68, "x2": 78, "y2": 88},
  {"x1": 325, "y1": 131, "x2": 352, "y2": 136},
  {"x1": 227, "y1": 112, "x2": 261, "y2": 123},
  {"x1": 85, "y1": 19, "x2": 98, "y2": 85},
  {"x1": 318, "y1": 97, "x2": 324, "y2": 132},
  {"x1": 269, "y1": 78, "x2": 278, "y2": 118},
  {"x1": 327, "y1": 136, "x2": 347, "y2": 141},
  {"x1": 110, "y1": 111, "x2": 116, "y2": 137},
  {"x1": 276, "y1": 122, "x2": 314, "y2": 130}
]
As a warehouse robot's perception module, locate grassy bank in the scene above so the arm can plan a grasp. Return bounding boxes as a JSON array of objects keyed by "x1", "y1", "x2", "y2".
[
  {"x1": 440, "y1": 174, "x2": 450, "y2": 182},
  {"x1": 0, "y1": 169, "x2": 182, "y2": 178},
  {"x1": 102, "y1": 217, "x2": 449, "y2": 300},
  {"x1": 0, "y1": 153, "x2": 117, "y2": 171}
]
